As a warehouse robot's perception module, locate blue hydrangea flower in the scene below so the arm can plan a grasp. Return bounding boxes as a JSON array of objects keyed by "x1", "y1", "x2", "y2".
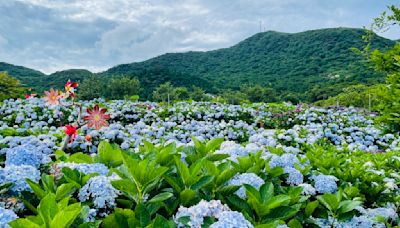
[
  {"x1": 226, "y1": 173, "x2": 265, "y2": 198},
  {"x1": 78, "y1": 176, "x2": 120, "y2": 209},
  {"x1": 284, "y1": 167, "x2": 303, "y2": 185},
  {"x1": 0, "y1": 165, "x2": 40, "y2": 193},
  {"x1": 174, "y1": 200, "x2": 231, "y2": 228},
  {"x1": 5, "y1": 144, "x2": 51, "y2": 168},
  {"x1": 210, "y1": 211, "x2": 253, "y2": 228},
  {"x1": 311, "y1": 174, "x2": 338, "y2": 194},
  {"x1": 0, "y1": 206, "x2": 18, "y2": 228},
  {"x1": 57, "y1": 162, "x2": 109, "y2": 176}
]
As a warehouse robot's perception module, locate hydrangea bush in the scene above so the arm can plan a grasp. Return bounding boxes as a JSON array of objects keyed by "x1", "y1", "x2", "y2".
[{"x1": 0, "y1": 83, "x2": 400, "y2": 227}]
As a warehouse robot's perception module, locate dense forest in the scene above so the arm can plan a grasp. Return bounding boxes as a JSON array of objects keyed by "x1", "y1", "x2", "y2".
[{"x1": 0, "y1": 27, "x2": 395, "y2": 101}]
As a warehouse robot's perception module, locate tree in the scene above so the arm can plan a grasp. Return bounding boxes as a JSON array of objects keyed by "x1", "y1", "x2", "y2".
[
  {"x1": 221, "y1": 90, "x2": 248, "y2": 105},
  {"x1": 152, "y1": 82, "x2": 177, "y2": 102},
  {"x1": 78, "y1": 75, "x2": 104, "y2": 100},
  {"x1": 190, "y1": 86, "x2": 209, "y2": 101},
  {"x1": 0, "y1": 72, "x2": 24, "y2": 101},
  {"x1": 365, "y1": 5, "x2": 400, "y2": 131},
  {"x1": 240, "y1": 85, "x2": 278, "y2": 103},
  {"x1": 175, "y1": 87, "x2": 190, "y2": 100},
  {"x1": 108, "y1": 76, "x2": 140, "y2": 100}
]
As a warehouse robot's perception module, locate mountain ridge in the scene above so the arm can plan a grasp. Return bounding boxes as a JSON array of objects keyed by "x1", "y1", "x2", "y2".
[{"x1": 0, "y1": 27, "x2": 395, "y2": 101}]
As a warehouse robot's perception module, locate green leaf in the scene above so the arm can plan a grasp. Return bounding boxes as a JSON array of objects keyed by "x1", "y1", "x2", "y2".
[
  {"x1": 55, "y1": 183, "x2": 77, "y2": 201},
  {"x1": 136, "y1": 204, "x2": 150, "y2": 227},
  {"x1": 180, "y1": 189, "x2": 197, "y2": 206},
  {"x1": 191, "y1": 175, "x2": 214, "y2": 190},
  {"x1": 317, "y1": 194, "x2": 339, "y2": 212},
  {"x1": 67, "y1": 153, "x2": 94, "y2": 163},
  {"x1": 218, "y1": 185, "x2": 241, "y2": 195},
  {"x1": 38, "y1": 193, "x2": 58, "y2": 227},
  {"x1": 152, "y1": 214, "x2": 174, "y2": 228},
  {"x1": 0, "y1": 182, "x2": 13, "y2": 194},
  {"x1": 266, "y1": 195, "x2": 291, "y2": 210},
  {"x1": 216, "y1": 169, "x2": 237, "y2": 187},
  {"x1": 147, "y1": 192, "x2": 173, "y2": 204},
  {"x1": 102, "y1": 208, "x2": 136, "y2": 228},
  {"x1": 207, "y1": 154, "x2": 230, "y2": 161},
  {"x1": 98, "y1": 141, "x2": 123, "y2": 168},
  {"x1": 338, "y1": 200, "x2": 362, "y2": 214},
  {"x1": 9, "y1": 218, "x2": 41, "y2": 228},
  {"x1": 244, "y1": 184, "x2": 261, "y2": 202},
  {"x1": 288, "y1": 218, "x2": 302, "y2": 228},
  {"x1": 61, "y1": 167, "x2": 82, "y2": 187},
  {"x1": 192, "y1": 137, "x2": 206, "y2": 155},
  {"x1": 41, "y1": 175, "x2": 56, "y2": 193},
  {"x1": 226, "y1": 195, "x2": 252, "y2": 215},
  {"x1": 205, "y1": 138, "x2": 224, "y2": 152},
  {"x1": 260, "y1": 183, "x2": 274, "y2": 203},
  {"x1": 175, "y1": 157, "x2": 190, "y2": 185},
  {"x1": 305, "y1": 201, "x2": 319, "y2": 217},
  {"x1": 50, "y1": 203, "x2": 82, "y2": 228},
  {"x1": 112, "y1": 179, "x2": 139, "y2": 203},
  {"x1": 26, "y1": 179, "x2": 46, "y2": 199},
  {"x1": 265, "y1": 206, "x2": 299, "y2": 221}
]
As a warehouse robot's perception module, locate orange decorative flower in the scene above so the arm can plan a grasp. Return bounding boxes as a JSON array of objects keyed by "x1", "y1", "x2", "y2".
[
  {"x1": 84, "y1": 105, "x2": 110, "y2": 130},
  {"x1": 44, "y1": 88, "x2": 60, "y2": 106},
  {"x1": 85, "y1": 134, "x2": 92, "y2": 142},
  {"x1": 64, "y1": 79, "x2": 78, "y2": 98},
  {"x1": 65, "y1": 125, "x2": 77, "y2": 142}
]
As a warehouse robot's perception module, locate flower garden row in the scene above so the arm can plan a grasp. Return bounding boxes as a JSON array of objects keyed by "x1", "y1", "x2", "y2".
[{"x1": 0, "y1": 82, "x2": 399, "y2": 227}]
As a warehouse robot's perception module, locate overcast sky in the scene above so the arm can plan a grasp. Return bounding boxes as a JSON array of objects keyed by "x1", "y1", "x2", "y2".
[{"x1": 0, "y1": 0, "x2": 398, "y2": 74}]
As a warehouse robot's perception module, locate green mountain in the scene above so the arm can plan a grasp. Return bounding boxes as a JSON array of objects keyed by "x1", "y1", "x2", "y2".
[{"x1": 0, "y1": 28, "x2": 395, "y2": 101}]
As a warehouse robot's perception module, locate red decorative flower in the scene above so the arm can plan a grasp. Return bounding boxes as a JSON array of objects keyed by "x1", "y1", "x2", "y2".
[
  {"x1": 84, "y1": 105, "x2": 110, "y2": 130},
  {"x1": 65, "y1": 125, "x2": 77, "y2": 142},
  {"x1": 25, "y1": 93, "x2": 37, "y2": 99},
  {"x1": 64, "y1": 79, "x2": 78, "y2": 98}
]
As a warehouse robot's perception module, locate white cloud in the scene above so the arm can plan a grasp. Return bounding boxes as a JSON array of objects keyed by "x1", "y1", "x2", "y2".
[{"x1": 1, "y1": 0, "x2": 399, "y2": 73}]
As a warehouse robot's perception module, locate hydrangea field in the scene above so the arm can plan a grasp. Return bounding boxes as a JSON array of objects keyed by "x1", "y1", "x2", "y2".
[{"x1": 1, "y1": 85, "x2": 400, "y2": 227}]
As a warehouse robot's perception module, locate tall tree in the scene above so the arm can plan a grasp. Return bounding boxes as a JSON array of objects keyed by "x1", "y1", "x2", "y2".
[
  {"x1": 365, "y1": 5, "x2": 400, "y2": 131},
  {"x1": 0, "y1": 72, "x2": 24, "y2": 101}
]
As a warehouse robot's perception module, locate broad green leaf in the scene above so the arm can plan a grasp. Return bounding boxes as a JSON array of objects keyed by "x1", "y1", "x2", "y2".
[
  {"x1": 244, "y1": 184, "x2": 261, "y2": 202},
  {"x1": 264, "y1": 206, "x2": 299, "y2": 221},
  {"x1": 191, "y1": 175, "x2": 214, "y2": 190},
  {"x1": 9, "y1": 218, "x2": 41, "y2": 228},
  {"x1": 305, "y1": 201, "x2": 319, "y2": 217},
  {"x1": 180, "y1": 189, "x2": 197, "y2": 206},
  {"x1": 288, "y1": 218, "x2": 302, "y2": 228},
  {"x1": 338, "y1": 200, "x2": 362, "y2": 214},
  {"x1": 152, "y1": 214, "x2": 174, "y2": 228},
  {"x1": 26, "y1": 179, "x2": 46, "y2": 199},
  {"x1": 260, "y1": 183, "x2": 274, "y2": 203},
  {"x1": 205, "y1": 138, "x2": 224, "y2": 152},
  {"x1": 147, "y1": 192, "x2": 173, "y2": 204},
  {"x1": 38, "y1": 193, "x2": 58, "y2": 227},
  {"x1": 317, "y1": 194, "x2": 339, "y2": 212},
  {"x1": 102, "y1": 208, "x2": 135, "y2": 228},
  {"x1": 266, "y1": 195, "x2": 291, "y2": 210},
  {"x1": 55, "y1": 183, "x2": 77, "y2": 201},
  {"x1": 207, "y1": 154, "x2": 230, "y2": 161},
  {"x1": 41, "y1": 175, "x2": 56, "y2": 193},
  {"x1": 98, "y1": 141, "x2": 123, "y2": 168},
  {"x1": 136, "y1": 204, "x2": 150, "y2": 227},
  {"x1": 112, "y1": 179, "x2": 139, "y2": 202},
  {"x1": 50, "y1": 203, "x2": 82, "y2": 228},
  {"x1": 67, "y1": 153, "x2": 93, "y2": 163},
  {"x1": 175, "y1": 157, "x2": 190, "y2": 185}
]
